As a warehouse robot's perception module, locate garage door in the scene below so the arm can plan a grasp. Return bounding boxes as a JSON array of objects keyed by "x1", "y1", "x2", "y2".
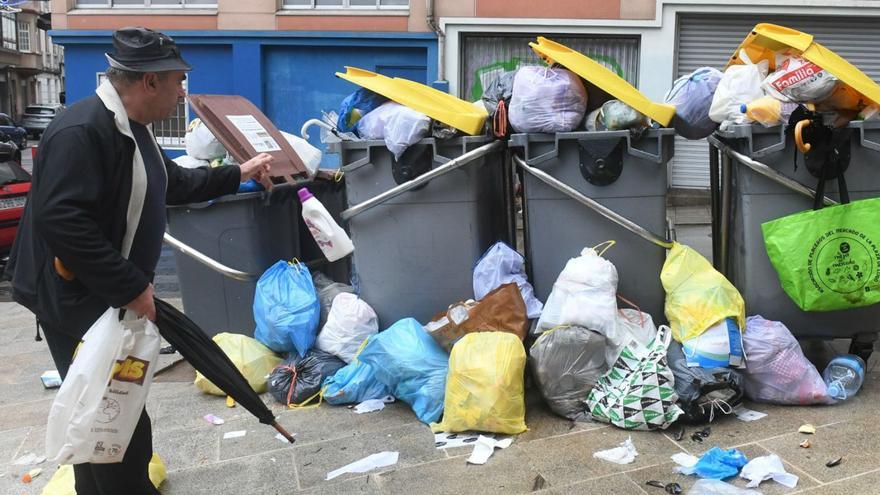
[
  {"x1": 672, "y1": 14, "x2": 880, "y2": 189},
  {"x1": 461, "y1": 34, "x2": 639, "y2": 100}
]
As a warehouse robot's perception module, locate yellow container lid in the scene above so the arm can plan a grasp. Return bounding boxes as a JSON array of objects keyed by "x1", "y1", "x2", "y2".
[
  {"x1": 528, "y1": 37, "x2": 676, "y2": 127},
  {"x1": 726, "y1": 23, "x2": 880, "y2": 107},
  {"x1": 336, "y1": 66, "x2": 488, "y2": 136}
]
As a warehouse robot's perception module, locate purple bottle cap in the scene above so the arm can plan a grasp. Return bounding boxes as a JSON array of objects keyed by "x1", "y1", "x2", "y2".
[{"x1": 297, "y1": 187, "x2": 314, "y2": 203}]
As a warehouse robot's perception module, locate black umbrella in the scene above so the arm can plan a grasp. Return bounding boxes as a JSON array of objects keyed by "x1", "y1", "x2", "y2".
[{"x1": 153, "y1": 297, "x2": 295, "y2": 443}]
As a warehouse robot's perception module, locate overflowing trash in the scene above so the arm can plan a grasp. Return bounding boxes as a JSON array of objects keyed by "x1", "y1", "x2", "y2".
[
  {"x1": 194, "y1": 332, "x2": 282, "y2": 396},
  {"x1": 253, "y1": 260, "x2": 321, "y2": 357},
  {"x1": 508, "y1": 65, "x2": 587, "y2": 133},
  {"x1": 322, "y1": 346, "x2": 392, "y2": 406},
  {"x1": 664, "y1": 67, "x2": 722, "y2": 139},
  {"x1": 667, "y1": 341, "x2": 745, "y2": 425},
  {"x1": 316, "y1": 293, "x2": 379, "y2": 363},
  {"x1": 472, "y1": 241, "x2": 543, "y2": 319},
  {"x1": 356, "y1": 101, "x2": 431, "y2": 160},
  {"x1": 425, "y1": 283, "x2": 528, "y2": 352},
  {"x1": 268, "y1": 349, "x2": 346, "y2": 406}
]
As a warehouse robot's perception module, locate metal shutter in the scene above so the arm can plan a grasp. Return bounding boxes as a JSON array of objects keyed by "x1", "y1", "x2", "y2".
[
  {"x1": 461, "y1": 35, "x2": 639, "y2": 101},
  {"x1": 672, "y1": 13, "x2": 880, "y2": 189}
]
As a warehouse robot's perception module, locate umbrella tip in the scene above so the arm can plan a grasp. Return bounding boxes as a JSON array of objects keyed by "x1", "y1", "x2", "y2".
[{"x1": 272, "y1": 421, "x2": 296, "y2": 444}]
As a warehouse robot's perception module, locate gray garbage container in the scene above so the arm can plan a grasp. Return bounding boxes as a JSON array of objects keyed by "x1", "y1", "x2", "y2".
[
  {"x1": 510, "y1": 129, "x2": 675, "y2": 320},
  {"x1": 713, "y1": 121, "x2": 880, "y2": 354},
  {"x1": 330, "y1": 136, "x2": 513, "y2": 328},
  {"x1": 167, "y1": 182, "x2": 348, "y2": 336}
]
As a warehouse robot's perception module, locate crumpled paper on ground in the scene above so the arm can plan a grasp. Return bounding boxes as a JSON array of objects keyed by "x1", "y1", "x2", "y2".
[
  {"x1": 354, "y1": 396, "x2": 395, "y2": 414},
  {"x1": 593, "y1": 437, "x2": 638, "y2": 465},
  {"x1": 740, "y1": 454, "x2": 798, "y2": 488},
  {"x1": 466, "y1": 435, "x2": 513, "y2": 465},
  {"x1": 326, "y1": 451, "x2": 399, "y2": 480}
]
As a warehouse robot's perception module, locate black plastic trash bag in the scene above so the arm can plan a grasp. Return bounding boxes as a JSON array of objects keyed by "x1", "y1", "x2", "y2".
[
  {"x1": 667, "y1": 341, "x2": 744, "y2": 425},
  {"x1": 529, "y1": 326, "x2": 607, "y2": 422},
  {"x1": 312, "y1": 272, "x2": 355, "y2": 329},
  {"x1": 268, "y1": 349, "x2": 346, "y2": 406},
  {"x1": 481, "y1": 71, "x2": 517, "y2": 137}
]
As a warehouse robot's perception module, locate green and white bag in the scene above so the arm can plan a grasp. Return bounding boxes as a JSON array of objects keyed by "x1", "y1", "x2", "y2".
[
  {"x1": 762, "y1": 197, "x2": 880, "y2": 312},
  {"x1": 586, "y1": 325, "x2": 683, "y2": 430}
]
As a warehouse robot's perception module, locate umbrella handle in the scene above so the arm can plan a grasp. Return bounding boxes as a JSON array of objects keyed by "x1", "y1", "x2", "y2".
[
  {"x1": 795, "y1": 119, "x2": 812, "y2": 153},
  {"x1": 272, "y1": 421, "x2": 296, "y2": 444}
]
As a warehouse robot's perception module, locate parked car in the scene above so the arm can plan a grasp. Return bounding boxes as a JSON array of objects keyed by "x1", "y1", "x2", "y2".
[
  {"x1": 21, "y1": 104, "x2": 63, "y2": 138},
  {"x1": 0, "y1": 139, "x2": 29, "y2": 267},
  {"x1": 0, "y1": 113, "x2": 26, "y2": 150}
]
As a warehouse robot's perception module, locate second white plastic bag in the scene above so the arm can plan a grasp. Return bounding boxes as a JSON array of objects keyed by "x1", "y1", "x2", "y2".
[
  {"x1": 316, "y1": 293, "x2": 380, "y2": 363},
  {"x1": 709, "y1": 51, "x2": 769, "y2": 125}
]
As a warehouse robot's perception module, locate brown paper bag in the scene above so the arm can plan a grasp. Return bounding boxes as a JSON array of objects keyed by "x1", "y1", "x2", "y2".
[{"x1": 425, "y1": 283, "x2": 528, "y2": 352}]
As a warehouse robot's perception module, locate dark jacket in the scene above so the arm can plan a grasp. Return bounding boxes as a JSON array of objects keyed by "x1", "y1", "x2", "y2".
[{"x1": 4, "y1": 82, "x2": 241, "y2": 337}]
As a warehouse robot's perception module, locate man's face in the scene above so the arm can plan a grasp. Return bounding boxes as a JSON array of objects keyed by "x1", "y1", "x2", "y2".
[{"x1": 144, "y1": 70, "x2": 187, "y2": 122}]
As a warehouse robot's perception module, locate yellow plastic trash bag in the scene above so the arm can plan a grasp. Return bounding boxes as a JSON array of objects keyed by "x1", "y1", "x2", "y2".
[
  {"x1": 661, "y1": 243, "x2": 745, "y2": 343},
  {"x1": 195, "y1": 332, "x2": 282, "y2": 396},
  {"x1": 430, "y1": 332, "x2": 527, "y2": 435},
  {"x1": 42, "y1": 453, "x2": 166, "y2": 494}
]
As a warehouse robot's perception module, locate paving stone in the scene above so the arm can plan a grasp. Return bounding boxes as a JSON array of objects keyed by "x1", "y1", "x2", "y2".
[
  {"x1": 160, "y1": 450, "x2": 297, "y2": 495},
  {"x1": 294, "y1": 422, "x2": 444, "y2": 489},
  {"x1": 520, "y1": 426, "x2": 687, "y2": 487},
  {"x1": 217, "y1": 422, "x2": 295, "y2": 462},
  {"x1": 0, "y1": 427, "x2": 29, "y2": 463},
  {"x1": 276, "y1": 400, "x2": 422, "y2": 448},
  {"x1": 626, "y1": 443, "x2": 818, "y2": 495},
  {"x1": 375, "y1": 446, "x2": 542, "y2": 495},
  {"x1": 296, "y1": 473, "x2": 382, "y2": 494},
  {"x1": 153, "y1": 426, "x2": 218, "y2": 473},
  {"x1": 799, "y1": 468, "x2": 880, "y2": 494},
  {"x1": 758, "y1": 417, "x2": 880, "y2": 484},
  {"x1": 0, "y1": 399, "x2": 52, "y2": 432},
  {"x1": 538, "y1": 473, "x2": 648, "y2": 495}
]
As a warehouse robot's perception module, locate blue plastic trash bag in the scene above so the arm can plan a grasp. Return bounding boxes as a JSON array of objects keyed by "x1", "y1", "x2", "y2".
[
  {"x1": 237, "y1": 179, "x2": 264, "y2": 193},
  {"x1": 680, "y1": 447, "x2": 749, "y2": 480},
  {"x1": 322, "y1": 342, "x2": 392, "y2": 405},
  {"x1": 664, "y1": 67, "x2": 722, "y2": 140},
  {"x1": 253, "y1": 261, "x2": 320, "y2": 357},
  {"x1": 473, "y1": 241, "x2": 544, "y2": 319},
  {"x1": 358, "y1": 318, "x2": 449, "y2": 423},
  {"x1": 337, "y1": 88, "x2": 388, "y2": 134}
]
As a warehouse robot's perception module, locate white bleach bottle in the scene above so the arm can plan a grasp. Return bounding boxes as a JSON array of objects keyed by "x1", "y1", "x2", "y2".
[{"x1": 298, "y1": 187, "x2": 354, "y2": 262}]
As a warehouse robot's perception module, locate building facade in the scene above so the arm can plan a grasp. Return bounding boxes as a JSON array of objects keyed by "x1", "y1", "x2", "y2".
[
  {"x1": 0, "y1": 1, "x2": 65, "y2": 120},
  {"x1": 49, "y1": 0, "x2": 880, "y2": 184}
]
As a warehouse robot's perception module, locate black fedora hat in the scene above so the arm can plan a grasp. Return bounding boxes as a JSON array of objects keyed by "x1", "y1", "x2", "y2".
[{"x1": 105, "y1": 27, "x2": 192, "y2": 72}]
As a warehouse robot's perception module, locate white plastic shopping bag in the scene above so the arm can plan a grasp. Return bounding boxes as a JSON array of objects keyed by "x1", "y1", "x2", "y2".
[
  {"x1": 316, "y1": 293, "x2": 379, "y2": 363},
  {"x1": 535, "y1": 243, "x2": 619, "y2": 343},
  {"x1": 709, "y1": 50, "x2": 769, "y2": 125},
  {"x1": 46, "y1": 308, "x2": 162, "y2": 464}
]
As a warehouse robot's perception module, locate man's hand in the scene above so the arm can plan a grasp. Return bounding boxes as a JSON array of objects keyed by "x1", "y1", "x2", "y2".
[
  {"x1": 240, "y1": 153, "x2": 273, "y2": 183},
  {"x1": 124, "y1": 283, "x2": 156, "y2": 322}
]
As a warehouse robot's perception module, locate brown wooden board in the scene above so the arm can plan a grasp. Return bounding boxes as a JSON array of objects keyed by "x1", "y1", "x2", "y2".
[{"x1": 188, "y1": 94, "x2": 308, "y2": 188}]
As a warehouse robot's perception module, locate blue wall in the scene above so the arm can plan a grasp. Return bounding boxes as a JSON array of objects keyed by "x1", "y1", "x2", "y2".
[{"x1": 51, "y1": 31, "x2": 437, "y2": 164}]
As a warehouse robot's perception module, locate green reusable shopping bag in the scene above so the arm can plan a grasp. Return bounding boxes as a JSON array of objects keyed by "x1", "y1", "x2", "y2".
[{"x1": 762, "y1": 196, "x2": 880, "y2": 312}]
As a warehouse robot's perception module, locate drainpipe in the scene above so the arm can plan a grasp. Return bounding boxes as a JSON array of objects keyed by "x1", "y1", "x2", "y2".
[{"x1": 426, "y1": 0, "x2": 447, "y2": 92}]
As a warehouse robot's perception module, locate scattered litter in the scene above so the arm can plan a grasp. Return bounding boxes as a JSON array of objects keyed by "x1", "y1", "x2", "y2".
[
  {"x1": 203, "y1": 414, "x2": 225, "y2": 426},
  {"x1": 826, "y1": 457, "x2": 843, "y2": 468},
  {"x1": 671, "y1": 452, "x2": 699, "y2": 469},
  {"x1": 13, "y1": 453, "x2": 46, "y2": 466},
  {"x1": 223, "y1": 430, "x2": 247, "y2": 440},
  {"x1": 21, "y1": 468, "x2": 42, "y2": 484},
  {"x1": 677, "y1": 447, "x2": 748, "y2": 480},
  {"x1": 733, "y1": 406, "x2": 767, "y2": 422},
  {"x1": 687, "y1": 479, "x2": 760, "y2": 495},
  {"x1": 434, "y1": 431, "x2": 483, "y2": 449},
  {"x1": 592, "y1": 437, "x2": 638, "y2": 465},
  {"x1": 646, "y1": 481, "x2": 666, "y2": 490},
  {"x1": 532, "y1": 474, "x2": 547, "y2": 491},
  {"x1": 326, "y1": 451, "x2": 399, "y2": 480},
  {"x1": 353, "y1": 396, "x2": 394, "y2": 414},
  {"x1": 226, "y1": 396, "x2": 236, "y2": 408},
  {"x1": 646, "y1": 481, "x2": 683, "y2": 494},
  {"x1": 276, "y1": 432, "x2": 296, "y2": 444},
  {"x1": 466, "y1": 435, "x2": 513, "y2": 465},
  {"x1": 40, "y1": 370, "x2": 62, "y2": 389},
  {"x1": 740, "y1": 454, "x2": 799, "y2": 488},
  {"x1": 674, "y1": 426, "x2": 685, "y2": 442},
  {"x1": 800, "y1": 440, "x2": 812, "y2": 449},
  {"x1": 798, "y1": 424, "x2": 816, "y2": 435},
  {"x1": 690, "y1": 427, "x2": 712, "y2": 443}
]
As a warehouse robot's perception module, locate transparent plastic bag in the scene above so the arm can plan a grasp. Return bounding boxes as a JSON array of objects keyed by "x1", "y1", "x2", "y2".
[
  {"x1": 509, "y1": 66, "x2": 587, "y2": 133},
  {"x1": 709, "y1": 51, "x2": 769, "y2": 124},
  {"x1": 356, "y1": 102, "x2": 431, "y2": 160},
  {"x1": 665, "y1": 67, "x2": 723, "y2": 139},
  {"x1": 472, "y1": 241, "x2": 543, "y2": 319}
]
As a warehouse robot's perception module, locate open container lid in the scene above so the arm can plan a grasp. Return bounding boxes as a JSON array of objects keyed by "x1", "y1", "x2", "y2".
[
  {"x1": 188, "y1": 94, "x2": 309, "y2": 188},
  {"x1": 726, "y1": 23, "x2": 880, "y2": 107},
  {"x1": 528, "y1": 36, "x2": 676, "y2": 127},
  {"x1": 335, "y1": 66, "x2": 488, "y2": 136}
]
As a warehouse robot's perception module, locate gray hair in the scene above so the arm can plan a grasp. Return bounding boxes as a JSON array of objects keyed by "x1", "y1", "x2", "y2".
[{"x1": 105, "y1": 67, "x2": 168, "y2": 87}]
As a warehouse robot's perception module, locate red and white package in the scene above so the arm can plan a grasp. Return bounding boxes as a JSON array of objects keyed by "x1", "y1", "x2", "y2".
[{"x1": 762, "y1": 51, "x2": 837, "y2": 103}]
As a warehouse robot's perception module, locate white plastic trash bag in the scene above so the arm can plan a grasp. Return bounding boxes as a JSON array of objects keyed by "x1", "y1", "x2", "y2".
[
  {"x1": 763, "y1": 51, "x2": 837, "y2": 103},
  {"x1": 281, "y1": 131, "x2": 322, "y2": 177},
  {"x1": 535, "y1": 244, "x2": 619, "y2": 344},
  {"x1": 185, "y1": 118, "x2": 226, "y2": 161},
  {"x1": 173, "y1": 155, "x2": 210, "y2": 170},
  {"x1": 356, "y1": 102, "x2": 431, "y2": 161},
  {"x1": 316, "y1": 293, "x2": 379, "y2": 363},
  {"x1": 508, "y1": 66, "x2": 587, "y2": 133},
  {"x1": 46, "y1": 308, "x2": 161, "y2": 464},
  {"x1": 473, "y1": 241, "x2": 543, "y2": 319},
  {"x1": 709, "y1": 51, "x2": 769, "y2": 125}
]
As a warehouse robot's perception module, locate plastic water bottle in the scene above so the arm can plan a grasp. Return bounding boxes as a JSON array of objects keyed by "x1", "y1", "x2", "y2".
[
  {"x1": 298, "y1": 187, "x2": 354, "y2": 262},
  {"x1": 740, "y1": 96, "x2": 798, "y2": 127},
  {"x1": 822, "y1": 354, "x2": 866, "y2": 401}
]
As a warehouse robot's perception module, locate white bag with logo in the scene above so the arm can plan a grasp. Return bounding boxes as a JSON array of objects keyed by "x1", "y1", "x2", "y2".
[{"x1": 46, "y1": 308, "x2": 162, "y2": 465}]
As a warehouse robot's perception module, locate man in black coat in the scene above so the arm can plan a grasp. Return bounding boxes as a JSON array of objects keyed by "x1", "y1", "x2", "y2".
[{"x1": 4, "y1": 27, "x2": 273, "y2": 494}]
